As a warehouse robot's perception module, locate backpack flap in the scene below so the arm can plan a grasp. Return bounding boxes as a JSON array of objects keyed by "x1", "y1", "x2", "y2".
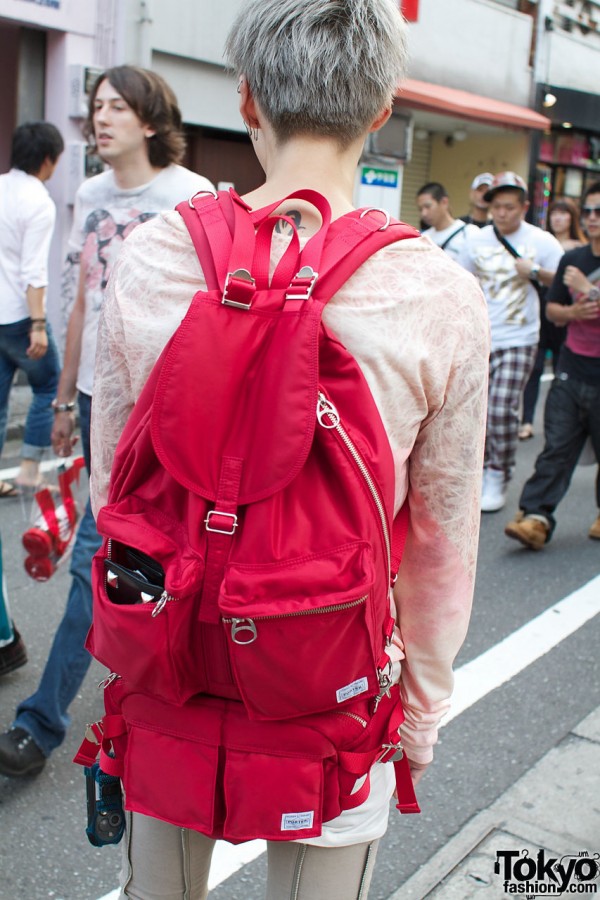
[{"x1": 153, "y1": 192, "x2": 328, "y2": 505}]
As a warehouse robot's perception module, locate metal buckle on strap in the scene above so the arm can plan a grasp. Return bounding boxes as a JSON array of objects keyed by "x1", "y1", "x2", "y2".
[
  {"x1": 205, "y1": 510, "x2": 238, "y2": 535},
  {"x1": 286, "y1": 266, "x2": 318, "y2": 301},
  {"x1": 376, "y1": 741, "x2": 404, "y2": 764},
  {"x1": 359, "y1": 207, "x2": 391, "y2": 231},
  {"x1": 188, "y1": 188, "x2": 218, "y2": 208},
  {"x1": 223, "y1": 268, "x2": 255, "y2": 310}
]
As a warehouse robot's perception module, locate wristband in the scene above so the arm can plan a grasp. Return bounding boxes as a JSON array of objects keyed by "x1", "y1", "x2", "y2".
[
  {"x1": 30, "y1": 317, "x2": 46, "y2": 323},
  {"x1": 530, "y1": 263, "x2": 540, "y2": 281},
  {"x1": 52, "y1": 400, "x2": 76, "y2": 413}
]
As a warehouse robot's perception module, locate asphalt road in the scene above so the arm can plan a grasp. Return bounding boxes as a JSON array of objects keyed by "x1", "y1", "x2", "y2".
[{"x1": 0, "y1": 383, "x2": 598, "y2": 900}]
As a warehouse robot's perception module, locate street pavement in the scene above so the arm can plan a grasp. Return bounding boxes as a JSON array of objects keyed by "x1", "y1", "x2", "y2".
[{"x1": 1, "y1": 382, "x2": 599, "y2": 900}]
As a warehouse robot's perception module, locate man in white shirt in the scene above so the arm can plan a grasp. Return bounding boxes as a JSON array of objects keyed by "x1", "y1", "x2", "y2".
[
  {"x1": 0, "y1": 122, "x2": 64, "y2": 496},
  {"x1": 417, "y1": 181, "x2": 477, "y2": 262},
  {"x1": 458, "y1": 172, "x2": 564, "y2": 512},
  {"x1": 0, "y1": 122, "x2": 63, "y2": 679},
  {"x1": 0, "y1": 66, "x2": 214, "y2": 776}
]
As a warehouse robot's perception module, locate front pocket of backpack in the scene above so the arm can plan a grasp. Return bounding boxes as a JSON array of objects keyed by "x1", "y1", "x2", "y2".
[
  {"x1": 219, "y1": 542, "x2": 378, "y2": 720},
  {"x1": 88, "y1": 554, "x2": 204, "y2": 704}
]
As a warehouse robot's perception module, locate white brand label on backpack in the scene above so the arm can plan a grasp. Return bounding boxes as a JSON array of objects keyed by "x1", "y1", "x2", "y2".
[
  {"x1": 281, "y1": 811, "x2": 314, "y2": 831},
  {"x1": 336, "y1": 676, "x2": 369, "y2": 704}
]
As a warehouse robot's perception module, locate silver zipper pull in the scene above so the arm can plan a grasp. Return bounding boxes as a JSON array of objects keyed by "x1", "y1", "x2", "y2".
[
  {"x1": 317, "y1": 393, "x2": 340, "y2": 429},
  {"x1": 231, "y1": 618, "x2": 258, "y2": 644},
  {"x1": 97, "y1": 672, "x2": 120, "y2": 689},
  {"x1": 151, "y1": 591, "x2": 173, "y2": 617}
]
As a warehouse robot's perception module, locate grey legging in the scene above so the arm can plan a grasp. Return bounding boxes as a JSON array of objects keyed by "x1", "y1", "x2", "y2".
[{"x1": 120, "y1": 811, "x2": 380, "y2": 900}]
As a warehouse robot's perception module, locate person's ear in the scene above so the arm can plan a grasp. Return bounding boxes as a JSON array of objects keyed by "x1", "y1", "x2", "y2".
[
  {"x1": 238, "y1": 76, "x2": 260, "y2": 131},
  {"x1": 144, "y1": 126, "x2": 156, "y2": 139},
  {"x1": 369, "y1": 106, "x2": 393, "y2": 134}
]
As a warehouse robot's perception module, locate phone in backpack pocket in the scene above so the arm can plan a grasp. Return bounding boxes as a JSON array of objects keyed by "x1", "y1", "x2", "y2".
[{"x1": 104, "y1": 544, "x2": 165, "y2": 606}]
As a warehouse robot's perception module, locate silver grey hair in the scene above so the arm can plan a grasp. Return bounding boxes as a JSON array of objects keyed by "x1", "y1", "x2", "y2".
[{"x1": 224, "y1": 0, "x2": 408, "y2": 147}]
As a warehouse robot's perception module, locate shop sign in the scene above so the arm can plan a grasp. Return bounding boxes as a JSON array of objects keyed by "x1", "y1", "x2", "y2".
[{"x1": 361, "y1": 167, "x2": 399, "y2": 189}]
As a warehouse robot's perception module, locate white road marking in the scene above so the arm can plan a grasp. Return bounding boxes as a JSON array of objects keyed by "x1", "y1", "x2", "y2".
[
  {"x1": 92, "y1": 573, "x2": 599, "y2": 899},
  {"x1": 0, "y1": 459, "x2": 61, "y2": 480}
]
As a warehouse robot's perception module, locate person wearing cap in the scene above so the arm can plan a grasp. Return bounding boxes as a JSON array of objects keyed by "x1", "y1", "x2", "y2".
[
  {"x1": 460, "y1": 173, "x2": 493, "y2": 228},
  {"x1": 417, "y1": 181, "x2": 478, "y2": 262},
  {"x1": 505, "y1": 180, "x2": 600, "y2": 549},
  {"x1": 457, "y1": 171, "x2": 564, "y2": 512}
]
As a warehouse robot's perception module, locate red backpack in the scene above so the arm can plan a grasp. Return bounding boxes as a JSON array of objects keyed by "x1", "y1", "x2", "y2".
[{"x1": 75, "y1": 189, "x2": 421, "y2": 842}]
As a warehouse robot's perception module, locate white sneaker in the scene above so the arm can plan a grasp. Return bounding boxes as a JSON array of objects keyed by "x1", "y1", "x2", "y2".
[{"x1": 481, "y1": 469, "x2": 506, "y2": 513}]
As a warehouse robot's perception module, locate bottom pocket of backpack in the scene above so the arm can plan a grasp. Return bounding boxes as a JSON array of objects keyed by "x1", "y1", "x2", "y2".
[
  {"x1": 222, "y1": 749, "x2": 325, "y2": 842},
  {"x1": 123, "y1": 724, "x2": 219, "y2": 834}
]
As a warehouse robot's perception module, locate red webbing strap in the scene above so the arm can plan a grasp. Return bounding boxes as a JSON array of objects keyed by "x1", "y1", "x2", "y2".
[
  {"x1": 391, "y1": 501, "x2": 410, "y2": 583},
  {"x1": 394, "y1": 753, "x2": 421, "y2": 814},
  {"x1": 177, "y1": 197, "x2": 222, "y2": 292},
  {"x1": 312, "y1": 214, "x2": 419, "y2": 303},
  {"x1": 251, "y1": 189, "x2": 333, "y2": 278},
  {"x1": 252, "y1": 215, "x2": 300, "y2": 289},
  {"x1": 338, "y1": 699, "x2": 420, "y2": 814},
  {"x1": 72, "y1": 714, "x2": 127, "y2": 780},
  {"x1": 199, "y1": 456, "x2": 243, "y2": 624}
]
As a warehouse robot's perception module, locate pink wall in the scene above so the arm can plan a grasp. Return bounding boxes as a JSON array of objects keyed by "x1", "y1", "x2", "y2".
[{"x1": 0, "y1": 24, "x2": 19, "y2": 171}]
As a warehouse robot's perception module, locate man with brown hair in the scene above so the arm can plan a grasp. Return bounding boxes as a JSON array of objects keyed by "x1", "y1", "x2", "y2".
[{"x1": 0, "y1": 66, "x2": 213, "y2": 777}]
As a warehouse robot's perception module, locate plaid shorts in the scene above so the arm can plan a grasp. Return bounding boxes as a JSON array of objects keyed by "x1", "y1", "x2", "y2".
[{"x1": 485, "y1": 344, "x2": 537, "y2": 475}]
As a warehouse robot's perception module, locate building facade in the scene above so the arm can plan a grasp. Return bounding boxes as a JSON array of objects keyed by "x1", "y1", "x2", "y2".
[{"x1": 1, "y1": 0, "x2": 597, "y2": 325}]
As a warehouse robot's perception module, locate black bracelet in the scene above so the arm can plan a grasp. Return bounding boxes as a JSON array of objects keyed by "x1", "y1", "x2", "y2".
[{"x1": 30, "y1": 317, "x2": 47, "y2": 323}]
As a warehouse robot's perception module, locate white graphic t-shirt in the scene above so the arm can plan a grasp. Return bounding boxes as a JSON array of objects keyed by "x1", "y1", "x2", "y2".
[
  {"x1": 63, "y1": 164, "x2": 214, "y2": 395},
  {"x1": 457, "y1": 221, "x2": 563, "y2": 350}
]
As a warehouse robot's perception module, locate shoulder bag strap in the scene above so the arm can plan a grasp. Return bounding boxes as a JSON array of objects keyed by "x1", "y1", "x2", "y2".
[
  {"x1": 440, "y1": 222, "x2": 467, "y2": 251},
  {"x1": 492, "y1": 223, "x2": 520, "y2": 259}
]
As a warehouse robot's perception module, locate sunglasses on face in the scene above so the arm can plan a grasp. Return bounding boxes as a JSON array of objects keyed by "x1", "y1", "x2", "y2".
[{"x1": 581, "y1": 206, "x2": 600, "y2": 217}]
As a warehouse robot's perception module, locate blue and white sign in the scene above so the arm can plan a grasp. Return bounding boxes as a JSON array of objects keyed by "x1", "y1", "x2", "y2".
[{"x1": 361, "y1": 167, "x2": 399, "y2": 189}]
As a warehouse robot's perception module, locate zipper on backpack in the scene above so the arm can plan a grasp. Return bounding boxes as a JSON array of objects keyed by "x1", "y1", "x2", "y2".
[
  {"x1": 335, "y1": 710, "x2": 368, "y2": 728},
  {"x1": 223, "y1": 595, "x2": 367, "y2": 645},
  {"x1": 317, "y1": 391, "x2": 395, "y2": 705},
  {"x1": 316, "y1": 392, "x2": 392, "y2": 590},
  {"x1": 97, "y1": 672, "x2": 121, "y2": 689}
]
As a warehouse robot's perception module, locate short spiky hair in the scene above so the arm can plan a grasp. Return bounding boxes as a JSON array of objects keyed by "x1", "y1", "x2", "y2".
[{"x1": 224, "y1": 0, "x2": 408, "y2": 147}]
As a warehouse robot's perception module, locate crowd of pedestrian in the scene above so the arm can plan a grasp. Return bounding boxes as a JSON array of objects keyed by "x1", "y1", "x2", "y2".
[
  {"x1": 418, "y1": 171, "x2": 599, "y2": 533},
  {"x1": 0, "y1": 2, "x2": 597, "y2": 895}
]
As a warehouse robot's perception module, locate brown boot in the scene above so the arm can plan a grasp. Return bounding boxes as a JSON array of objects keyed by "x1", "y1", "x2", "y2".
[
  {"x1": 589, "y1": 516, "x2": 600, "y2": 541},
  {"x1": 504, "y1": 514, "x2": 549, "y2": 550}
]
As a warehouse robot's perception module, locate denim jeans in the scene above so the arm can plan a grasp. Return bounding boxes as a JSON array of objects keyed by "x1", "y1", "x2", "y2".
[
  {"x1": 519, "y1": 374, "x2": 600, "y2": 536},
  {"x1": 14, "y1": 392, "x2": 101, "y2": 756},
  {"x1": 0, "y1": 317, "x2": 60, "y2": 460}
]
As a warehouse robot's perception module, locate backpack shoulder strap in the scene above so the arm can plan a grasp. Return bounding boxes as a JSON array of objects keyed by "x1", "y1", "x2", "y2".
[
  {"x1": 391, "y1": 502, "x2": 409, "y2": 584},
  {"x1": 309, "y1": 210, "x2": 419, "y2": 303}
]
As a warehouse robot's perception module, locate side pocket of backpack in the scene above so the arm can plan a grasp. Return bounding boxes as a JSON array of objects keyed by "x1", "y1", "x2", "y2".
[{"x1": 88, "y1": 544, "x2": 205, "y2": 706}]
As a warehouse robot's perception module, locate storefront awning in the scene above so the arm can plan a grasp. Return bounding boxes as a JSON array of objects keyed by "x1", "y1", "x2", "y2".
[{"x1": 396, "y1": 78, "x2": 551, "y2": 131}]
